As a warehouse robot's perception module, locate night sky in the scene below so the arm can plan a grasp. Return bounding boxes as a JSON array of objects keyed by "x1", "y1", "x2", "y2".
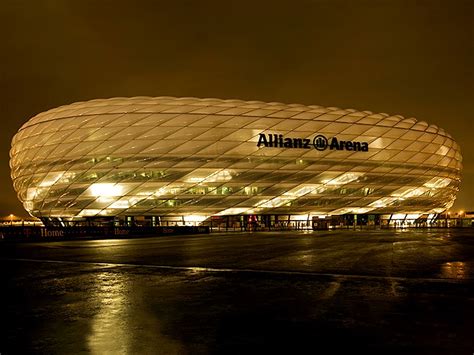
[{"x1": 1, "y1": 0, "x2": 472, "y2": 217}]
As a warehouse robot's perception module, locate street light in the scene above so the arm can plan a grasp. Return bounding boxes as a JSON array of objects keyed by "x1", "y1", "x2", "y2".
[
  {"x1": 445, "y1": 211, "x2": 450, "y2": 228},
  {"x1": 9, "y1": 214, "x2": 14, "y2": 226}
]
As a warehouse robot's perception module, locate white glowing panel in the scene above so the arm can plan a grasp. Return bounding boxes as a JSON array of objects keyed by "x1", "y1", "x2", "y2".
[
  {"x1": 216, "y1": 208, "x2": 254, "y2": 216},
  {"x1": 90, "y1": 183, "x2": 123, "y2": 197}
]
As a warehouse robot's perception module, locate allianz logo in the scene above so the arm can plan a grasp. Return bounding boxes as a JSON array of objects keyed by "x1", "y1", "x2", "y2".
[{"x1": 257, "y1": 133, "x2": 369, "y2": 152}]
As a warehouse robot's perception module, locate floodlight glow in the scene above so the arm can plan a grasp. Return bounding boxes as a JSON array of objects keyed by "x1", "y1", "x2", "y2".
[
  {"x1": 424, "y1": 177, "x2": 451, "y2": 189},
  {"x1": 109, "y1": 200, "x2": 130, "y2": 209},
  {"x1": 26, "y1": 187, "x2": 40, "y2": 200},
  {"x1": 392, "y1": 187, "x2": 427, "y2": 199},
  {"x1": 323, "y1": 172, "x2": 363, "y2": 186},
  {"x1": 369, "y1": 197, "x2": 399, "y2": 208},
  {"x1": 291, "y1": 214, "x2": 311, "y2": 221},
  {"x1": 90, "y1": 183, "x2": 123, "y2": 197},
  {"x1": 255, "y1": 197, "x2": 293, "y2": 208},
  {"x1": 391, "y1": 213, "x2": 406, "y2": 220},
  {"x1": 78, "y1": 209, "x2": 102, "y2": 216},
  {"x1": 186, "y1": 170, "x2": 233, "y2": 183},
  {"x1": 330, "y1": 207, "x2": 375, "y2": 215},
  {"x1": 284, "y1": 185, "x2": 321, "y2": 197},
  {"x1": 216, "y1": 208, "x2": 253, "y2": 216},
  {"x1": 39, "y1": 172, "x2": 64, "y2": 187},
  {"x1": 183, "y1": 215, "x2": 208, "y2": 223}
]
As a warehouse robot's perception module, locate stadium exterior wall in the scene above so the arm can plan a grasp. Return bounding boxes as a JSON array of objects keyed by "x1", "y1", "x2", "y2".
[{"x1": 10, "y1": 97, "x2": 462, "y2": 224}]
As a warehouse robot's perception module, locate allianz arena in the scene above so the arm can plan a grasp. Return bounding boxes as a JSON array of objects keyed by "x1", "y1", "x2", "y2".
[{"x1": 10, "y1": 97, "x2": 462, "y2": 227}]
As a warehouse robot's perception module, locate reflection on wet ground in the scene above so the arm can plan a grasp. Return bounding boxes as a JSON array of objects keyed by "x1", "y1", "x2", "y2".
[
  {"x1": 439, "y1": 261, "x2": 468, "y2": 279},
  {"x1": 86, "y1": 270, "x2": 185, "y2": 354},
  {"x1": 1, "y1": 229, "x2": 474, "y2": 353}
]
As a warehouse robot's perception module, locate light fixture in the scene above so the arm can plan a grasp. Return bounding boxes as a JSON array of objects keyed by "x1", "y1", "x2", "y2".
[{"x1": 89, "y1": 183, "x2": 123, "y2": 197}]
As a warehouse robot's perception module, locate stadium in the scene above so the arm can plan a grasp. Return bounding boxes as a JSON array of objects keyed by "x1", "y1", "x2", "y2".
[{"x1": 10, "y1": 97, "x2": 462, "y2": 228}]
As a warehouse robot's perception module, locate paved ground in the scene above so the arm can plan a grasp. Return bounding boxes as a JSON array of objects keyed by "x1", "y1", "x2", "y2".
[{"x1": 1, "y1": 229, "x2": 473, "y2": 354}]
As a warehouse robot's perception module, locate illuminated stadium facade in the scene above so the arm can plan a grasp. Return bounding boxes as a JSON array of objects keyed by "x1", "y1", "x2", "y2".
[{"x1": 10, "y1": 97, "x2": 462, "y2": 227}]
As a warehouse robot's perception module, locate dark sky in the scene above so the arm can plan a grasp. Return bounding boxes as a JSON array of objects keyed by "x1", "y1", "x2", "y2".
[{"x1": 1, "y1": 0, "x2": 473, "y2": 217}]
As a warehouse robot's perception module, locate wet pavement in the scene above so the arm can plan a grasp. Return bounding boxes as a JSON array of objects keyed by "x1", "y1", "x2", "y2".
[{"x1": 1, "y1": 229, "x2": 474, "y2": 354}]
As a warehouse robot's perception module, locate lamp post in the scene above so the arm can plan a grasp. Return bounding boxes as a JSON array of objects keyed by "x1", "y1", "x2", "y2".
[
  {"x1": 445, "y1": 211, "x2": 450, "y2": 228},
  {"x1": 9, "y1": 214, "x2": 14, "y2": 226}
]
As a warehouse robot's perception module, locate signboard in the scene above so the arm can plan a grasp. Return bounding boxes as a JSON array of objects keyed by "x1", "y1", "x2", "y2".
[{"x1": 257, "y1": 133, "x2": 369, "y2": 152}]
